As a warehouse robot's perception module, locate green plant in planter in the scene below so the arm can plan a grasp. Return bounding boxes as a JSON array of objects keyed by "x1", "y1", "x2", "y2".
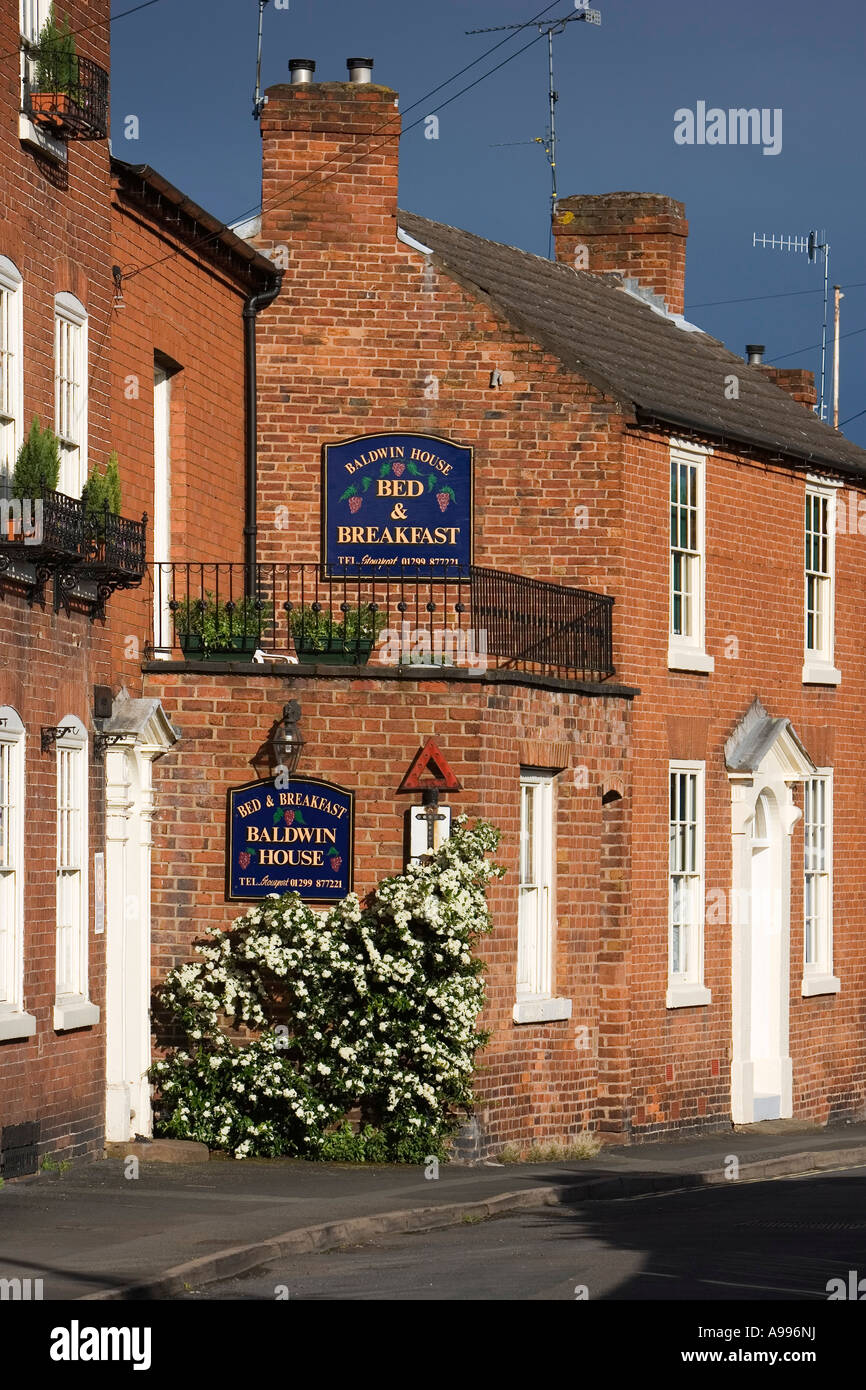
[
  {"x1": 11, "y1": 417, "x2": 60, "y2": 499},
  {"x1": 174, "y1": 592, "x2": 273, "y2": 659},
  {"x1": 81, "y1": 453, "x2": 121, "y2": 537},
  {"x1": 290, "y1": 602, "x2": 388, "y2": 663},
  {"x1": 34, "y1": 6, "x2": 77, "y2": 96}
]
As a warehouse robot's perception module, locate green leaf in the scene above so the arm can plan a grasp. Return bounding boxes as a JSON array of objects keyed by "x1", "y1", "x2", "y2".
[
  {"x1": 427, "y1": 473, "x2": 436, "y2": 491},
  {"x1": 379, "y1": 462, "x2": 391, "y2": 477},
  {"x1": 338, "y1": 485, "x2": 357, "y2": 502},
  {"x1": 293, "y1": 809, "x2": 306, "y2": 825},
  {"x1": 273, "y1": 808, "x2": 284, "y2": 824},
  {"x1": 361, "y1": 475, "x2": 373, "y2": 492},
  {"x1": 407, "y1": 461, "x2": 422, "y2": 477}
]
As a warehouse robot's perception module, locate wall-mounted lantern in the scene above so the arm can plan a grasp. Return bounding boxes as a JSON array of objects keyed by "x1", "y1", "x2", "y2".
[{"x1": 271, "y1": 699, "x2": 304, "y2": 777}]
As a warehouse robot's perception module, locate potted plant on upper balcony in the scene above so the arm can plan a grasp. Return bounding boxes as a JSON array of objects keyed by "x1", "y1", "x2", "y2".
[
  {"x1": 174, "y1": 592, "x2": 273, "y2": 662},
  {"x1": 80, "y1": 452, "x2": 121, "y2": 536},
  {"x1": 29, "y1": 6, "x2": 79, "y2": 130},
  {"x1": 290, "y1": 602, "x2": 387, "y2": 665},
  {"x1": 10, "y1": 417, "x2": 61, "y2": 501}
]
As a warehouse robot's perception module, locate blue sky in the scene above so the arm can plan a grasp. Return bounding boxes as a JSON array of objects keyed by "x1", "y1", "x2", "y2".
[{"x1": 111, "y1": 0, "x2": 866, "y2": 445}]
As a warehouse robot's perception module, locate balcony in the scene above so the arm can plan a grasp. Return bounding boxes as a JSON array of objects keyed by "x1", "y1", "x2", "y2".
[
  {"x1": 148, "y1": 563, "x2": 615, "y2": 684},
  {"x1": 24, "y1": 51, "x2": 109, "y2": 142},
  {"x1": 0, "y1": 493, "x2": 146, "y2": 611}
]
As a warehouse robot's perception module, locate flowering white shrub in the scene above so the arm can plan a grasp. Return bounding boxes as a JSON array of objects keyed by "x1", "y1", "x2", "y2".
[{"x1": 152, "y1": 817, "x2": 503, "y2": 1162}]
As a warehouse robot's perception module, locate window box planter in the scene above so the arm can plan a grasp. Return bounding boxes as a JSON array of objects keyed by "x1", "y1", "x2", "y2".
[
  {"x1": 28, "y1": 90, "x2": 81, "y2": 131},
  {"x1": 178, "y1": 633, "x2": 261, "y2": 663},
  {"x1": 294, "y1": 636, "x2": 374, "y2": 665},
  {"x1": 172, "y1": 593, "x2": 272, "y2": 663}
]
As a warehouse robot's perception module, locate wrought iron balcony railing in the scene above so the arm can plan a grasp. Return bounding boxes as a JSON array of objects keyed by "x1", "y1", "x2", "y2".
[
  {"x1": 148, "y1": 563, "x2": 615, "y2": 682},
  {"x1": 25, "y1": 50, "x2": 109, "y2": 141},
  {"x1": 0, "y1": 493, "x2": 147, "y2": 608},
  {"x1": 83, "y1": 505, "x2": 148, "y2": 584}
]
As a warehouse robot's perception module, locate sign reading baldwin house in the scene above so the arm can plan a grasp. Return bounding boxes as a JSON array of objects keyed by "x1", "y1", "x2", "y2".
[
  {"x1": 227, "y1": 777, "x2": 354, "y2": 903},
  {"x1": 322, "y1": 432, "x2": 473, "y2": 577}
]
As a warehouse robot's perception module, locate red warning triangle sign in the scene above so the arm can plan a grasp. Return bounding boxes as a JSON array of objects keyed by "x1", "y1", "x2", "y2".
[{"x1": 397, "y1": 738, "x2": 462, "y2": 793}]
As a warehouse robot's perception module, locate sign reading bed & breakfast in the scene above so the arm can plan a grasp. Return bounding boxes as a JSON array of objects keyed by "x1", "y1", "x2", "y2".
[
  {"x1": 322, "y1": 432, "x2": 473, "y2": 577},
  {"x1": 227, "y1": 776, "x2": 353, "y2": 902}
]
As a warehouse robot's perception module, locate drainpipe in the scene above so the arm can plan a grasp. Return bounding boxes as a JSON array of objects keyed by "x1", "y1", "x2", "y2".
[{"x1": 243, "y1": 271, "x2": 283, "y2": 594}]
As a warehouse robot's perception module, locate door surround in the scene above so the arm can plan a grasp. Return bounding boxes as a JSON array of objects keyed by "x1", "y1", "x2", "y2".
[
  {"x1": 726, "y1": 700, "x2": 816, "y2": 1125},
  {"x1": 103, "y1": 696, "x2": 178, "y2": 1143}
]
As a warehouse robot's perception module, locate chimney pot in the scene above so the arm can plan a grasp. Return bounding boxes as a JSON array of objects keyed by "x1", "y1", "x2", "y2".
[
  {"x1": 347, "y1": 57, "x2": 374, "y2": 83},
  {"x1": 746, "y1": 344, "x2": 765, "y2": 365},
  {"x1": 288, "y1": 58, "x2": 316, "y2": 84}
]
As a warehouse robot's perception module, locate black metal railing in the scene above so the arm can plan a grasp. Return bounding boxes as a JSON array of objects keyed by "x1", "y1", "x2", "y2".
[
  {"x1": 25, "y1": 50, "x2": 109, "y2": 141},
  {"x1": 0, "y1": 489, "x2": 85, "y2": 561},
  {"x1": 149, "y1": 563, "x2": 615, "y2": 681},
  {"x1": 83, "y1": 505, "x2": 148, "y2": 580},
  {"x1": 0, "y1": 493, "x2": 147, "y2": 601}
]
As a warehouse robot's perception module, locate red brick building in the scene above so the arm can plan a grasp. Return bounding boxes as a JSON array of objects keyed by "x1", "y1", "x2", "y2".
[
  {"x1": 127, "y1": 63, "x2": 866, "y2": 1153},
  {"x1": 0, "y1": 0, "x2": 147, "y2": 1170},
  {"x1": 4, "y1": 31, "x2": 866, "y2": 1165}
]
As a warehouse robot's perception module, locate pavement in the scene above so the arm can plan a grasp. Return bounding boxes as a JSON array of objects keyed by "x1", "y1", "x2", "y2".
[{"x1": 1, "y1": 1119, "x2": 865, "y2": 1301}]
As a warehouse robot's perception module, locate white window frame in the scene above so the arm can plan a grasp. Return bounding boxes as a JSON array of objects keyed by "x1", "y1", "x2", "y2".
[
  {"x1": 54, "y1": 293, "x2": 88, "y2": 499},
  {"x1": 802, "y1": 769, "x2": 840, "y2": 996},
  {"x1": 803, "y1": 481, "x2": 841, "y2": 685},
  {"x1": 668, "y1": 440, "x2": 714, "y2": 674},
  {"x1": 54, "y1": 716, "x2": 98, "y2": 1030},
  {"x1": 18, "y1": 0, "x2": 66, "y2": 162},
  {"x1": 0, "y1": 707, "x2": 35, "y2": 1041},
  {"x1": 667, "y1": 760, "x2": 711, "y2": 1008},
  {"x1": 153, "y1": 362, "x2": 174, "y2": 657},
  {"x1": 514, "y1": 769, "x2": 571, "y2": 1024},
  {"x1": 0, "y1": 257, "x2": 24, "y2": 491}
]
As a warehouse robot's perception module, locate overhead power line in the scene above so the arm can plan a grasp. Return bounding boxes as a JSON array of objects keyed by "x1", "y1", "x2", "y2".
[
  {"x1": 123, "y1": 3, "x2": 560, "y2": 281},
  {"x1": 686, "y1": 280, "x2": 866, "y2": 311},
  {"x1": 768, "y1": 323, "x2": 866, "y2": 363}
]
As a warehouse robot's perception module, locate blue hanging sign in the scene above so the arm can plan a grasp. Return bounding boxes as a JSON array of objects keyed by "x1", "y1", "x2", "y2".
[
  {"x1": 226, "y1": 777, "x2": 354, "y2": 902},
  {"x1": 322, "y1": 432, "x2": 473, "y2": 577}
]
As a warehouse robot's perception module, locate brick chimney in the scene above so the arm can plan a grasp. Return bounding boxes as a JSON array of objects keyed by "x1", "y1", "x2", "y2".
[
  {"x1": 744, "y1": 348, "x2": 818, "y2": 410},
  {"x1": 759, "y1": 367, "x2": 817, "y2": 410},
  {"x1": 553, "y1": 192, "x2": 688, "y2": 316},
  {"x1": 259, "y1": 61, "x2": 400, "y2": 261}
]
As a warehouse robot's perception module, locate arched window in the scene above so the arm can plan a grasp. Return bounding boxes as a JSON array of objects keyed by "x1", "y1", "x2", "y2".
[
  {"x1": 0, "y1": 257, "x2": 24, "y2": 490},
  {"x1": 54, "y1": 292, "x2": 88, "y2": 498},
  {"x1": 0, "y1": 706, "x2": 34, "y2": 1040}
]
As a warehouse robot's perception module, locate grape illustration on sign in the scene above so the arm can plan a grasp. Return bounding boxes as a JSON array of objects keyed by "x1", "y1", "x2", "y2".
[
  {"x1": 322, "y1": 432, "x2": 473, "y2": 576},
  {"x1": 226, "y1": 776, "x2": 354, "y2": 902}
]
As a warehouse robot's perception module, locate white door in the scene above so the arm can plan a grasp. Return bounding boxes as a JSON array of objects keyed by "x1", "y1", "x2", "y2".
[
  {"x1": 152, "y1": 365, "x2": 172, "y2": 657},
  {"x1": 749, "y1": 792, "x2": 784, "y2": 1120},
  {"x1": 517, "y1": 774, "x2": 553, "y2": 1000}
]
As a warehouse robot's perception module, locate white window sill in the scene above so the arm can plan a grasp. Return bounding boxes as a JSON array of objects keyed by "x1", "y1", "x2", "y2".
[
  {"x1": 666, "y1": 982, "x2": 712, "y2": 1009},
  {"x1": 667, "y1": 644, "x2": 715, "y2": 674},
  {"x1": 801, "y1": 973, "x2": 841, "y2": 997},
  {"x1": 513, "y1": 996, "x2": 573, "y2": 1024},
  {"x1": 53, "y1": 997, "x2": 100, "y2": 1031},
  {"x1": 802, "y1": 660, "x2": 841, "y2": 687},
  {"x1": 18, "y1": 113, "x2": 67, "y2": 163},
  {"x1": 0, "y1": 1010, "x2": 37, "y2": 1042}
]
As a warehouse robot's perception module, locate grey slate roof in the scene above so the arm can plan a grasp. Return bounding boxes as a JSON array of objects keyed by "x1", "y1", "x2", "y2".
[{"x1": 398, "y1": 210, "x2": 866, "y2": 479}]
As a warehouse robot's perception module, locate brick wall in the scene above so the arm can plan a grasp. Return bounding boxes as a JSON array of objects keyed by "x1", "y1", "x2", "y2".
[
  {"x1": 108, "y1": 175, "x2": 264, "y2": 685},
  {"x1": 143, "y1": 666, "x2": 634, "y2": 1154},
  {"x1": 254, "y1": 81, "x2": 626, "y2": 599},
  {"x1": 0, "y1": 0, "x2": 113, "y2": 1162},
  {"x1": 617, "y1": 430, "x2": 866, "y2": 1137}
]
